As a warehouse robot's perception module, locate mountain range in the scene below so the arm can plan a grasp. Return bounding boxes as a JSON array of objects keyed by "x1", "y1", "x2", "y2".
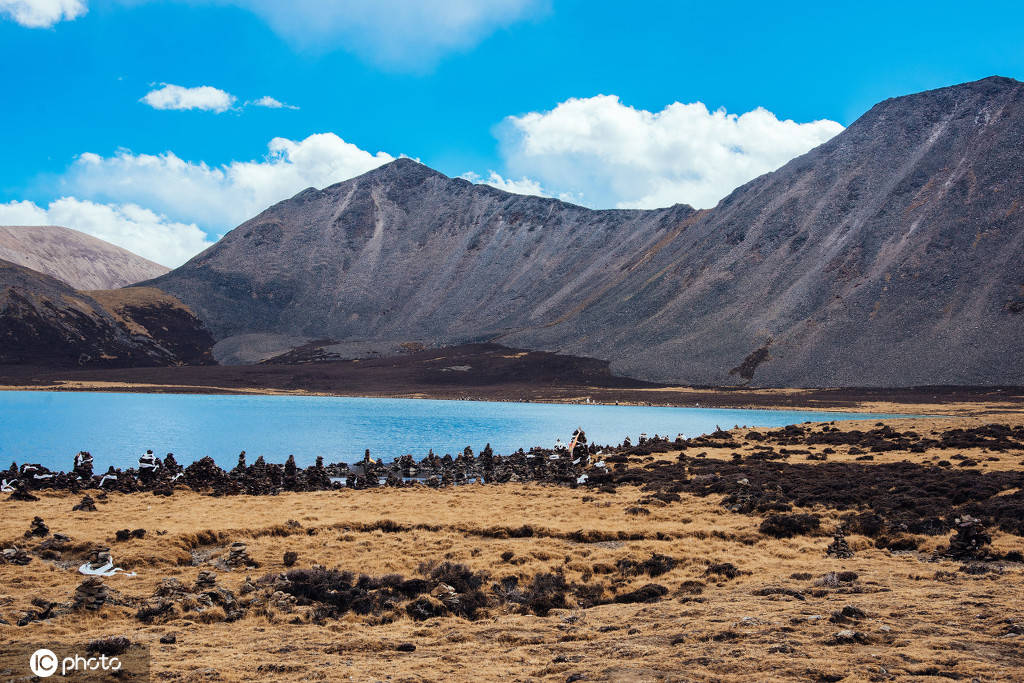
[
  {"x1": 144, "y1": 76, "x2": 1024, "y2": 386},
  {"x1": 2, "y1": 77, "x2": 1022, "y2": 385}
]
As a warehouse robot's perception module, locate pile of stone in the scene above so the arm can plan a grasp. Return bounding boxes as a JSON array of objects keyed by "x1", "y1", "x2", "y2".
[
  {"x1": 225, "y1": 542, "x2": 257, "y2": 568},
  {"x1": 86, "y1": 547, "x2": 113, "y2": 569},
  {"x1": 36, "y1": 534, "x2": 71, "y2": 560},
  {"x1": 152, "y1": 483, "x2": 174, "y2": 497},
  {"x1": 430, "y1": 582, "x2": 460, "y2": 610},
  {"x1": 8, "y1": 481, "x2": 38, "y2": 501},
  {"x1": 25, "y1": 516, "x2": 49, "y2": 538},
  {"x1": 72, "y1": 495, "x2": 97, "y2": 512},
  {"x1": 195, "y1": 571, "x2": 218, "y2": 591},
  {"x1": 75, "y1": 577, "x2": 108, "y2": 610},
  {"x1": 947, "y1": 514, "x2": 992, "y2": 560},
  {"x1": 1, "y1": 547, "x2": 31, "y2": 565},
  {"x1": 826, "y1": 528, "x2": 854, "y2": 559},
  {"x1": 269, "y1": 590, "x2": 297, "y2": 612}
]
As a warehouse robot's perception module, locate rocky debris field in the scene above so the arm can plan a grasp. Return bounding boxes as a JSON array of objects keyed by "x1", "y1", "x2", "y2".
[{"x1": 1, "y1": 415, "x2": 1023, "y2": 680}]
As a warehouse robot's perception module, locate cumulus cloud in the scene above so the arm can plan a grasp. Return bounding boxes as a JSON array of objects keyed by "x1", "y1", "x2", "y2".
[
  {"x1": 206, "y1": 0, "x2": 545, "y2": 69},
  {"x1": 497, "y1": 95, "x2": 844, "y2": 209},
  {"x1": 0, "y1": 0, "x2": 86, "y2": 27},
  {"x1": 248, "y1": 95, "x2": 298, "y2": 110},
  {"x1": 0, "y1": 198, "x2": 213, "y2": 267},
  {"x1": 141, "y1": 83, "x2": 237, "y2": 113},
  {"x1": 61, "y1": 133, "x2": 395, "y2": 229},
  {"x1": 461, "y1": 171, "x2": 547, "y2": 197}
]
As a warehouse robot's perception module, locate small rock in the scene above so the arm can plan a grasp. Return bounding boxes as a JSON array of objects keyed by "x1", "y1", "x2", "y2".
[
  {"x1": 830, "y1": 605, "x2": 867, "y2": 623},
  {"x1": 827, "y1": 629, "x2": 871, "y2": 645},
  {"x1": 768, "y1": 643, "x2": 796, "y2": 654}
]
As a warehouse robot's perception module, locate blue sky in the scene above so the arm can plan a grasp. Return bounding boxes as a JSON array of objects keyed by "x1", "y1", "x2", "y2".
[{"x1": 1, "y1": 0, "x2": 1022, "y2": 265}]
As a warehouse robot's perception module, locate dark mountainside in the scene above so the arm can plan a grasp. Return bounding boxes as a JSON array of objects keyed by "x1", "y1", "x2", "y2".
[
  {"x1": 0, "y1": 259, "x2": 214, "y2": 367},
  {"x1": 145, "y1": 77, "x2": 1024, "y2": 387},
  {"x1": 0, "y1": 225, "x2": 169, "y2": 290},
  {"x1": 512, "y1": 76, "x2": 1024, "y2": 386},
  {"x1": 145, "y1": 162, "x2": 695, "y2": 349}
]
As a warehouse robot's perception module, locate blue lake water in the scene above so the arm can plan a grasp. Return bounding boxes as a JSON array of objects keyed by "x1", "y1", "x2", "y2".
[{"x1": 0, "y1": 391, "x2": 901, "y2": 471}]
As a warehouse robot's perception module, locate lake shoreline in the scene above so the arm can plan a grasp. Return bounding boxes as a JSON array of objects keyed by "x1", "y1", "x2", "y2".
[
  {"x1": 0, "y1": 390, "x2": 907, "y2": 472},
  {"x1": 1, "y1": 342, "x2": 1022, "y2": 417},
  {"x1": 1, "y1": 375, "x2": 1021, "y2": 417}
]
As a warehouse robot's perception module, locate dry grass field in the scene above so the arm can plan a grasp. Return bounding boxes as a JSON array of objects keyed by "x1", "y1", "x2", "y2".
[{"x1": 2, "y1": 412, "x2": 1023, "y2": 681}]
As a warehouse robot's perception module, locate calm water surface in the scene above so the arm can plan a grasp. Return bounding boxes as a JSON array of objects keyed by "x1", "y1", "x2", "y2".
[{"x1": 0, "y1": 391, "x2": 902, "y2": 470}]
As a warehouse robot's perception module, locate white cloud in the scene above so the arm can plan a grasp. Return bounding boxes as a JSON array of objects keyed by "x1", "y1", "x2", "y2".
[
  {"x1": 0, "y1": 0, "x2": 85, "y2": 27},
  {"x1": 4, "y1": 133, "x2": 394, "y2": 267},
  {"x1": 497, "y1": 95, "x2": 844, "y2": 209},
  {"x1": 0, "y1": 198, "x2": 213, "y2": 267},
  {"x1": 61, "y1": 133, "x2": 395, "y2": 229},
  {"x1": 141, "y1": 83, "x2": 237, "y2": 113},
  {"x1": 461, "y1": 171, "x2": 548, "y2": 197},
  {"x1": 249, "y1": 95, "x2": 298, "y2": 110},
  {"x1": 207, "y1": 0, "x2": 545, "y2": 69}
]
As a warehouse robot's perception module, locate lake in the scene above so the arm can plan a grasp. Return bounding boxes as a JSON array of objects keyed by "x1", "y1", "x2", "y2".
[{"x1": 0, "y1": 391, "x2": 900, "y2": 471}]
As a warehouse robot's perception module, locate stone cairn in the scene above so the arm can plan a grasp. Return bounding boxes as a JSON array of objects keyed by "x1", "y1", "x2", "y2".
[
  {"x1": 1, "y1": 547, "x2": 31, "y2": 565},
  {"x1": 25, "y1": 516, "x2": 49, "y2": 538},
  {"x1": 8, "y1": 481, "x2": 38, "y2": 501},
  {"x1": 826, "y1": 527, "x2": 854, "y2": 559},
  {"x1": 72, "y1": 495, "x2": 97, "y2": 512},
  {"x1": 195, "y1": 571, "x2": 218, "y2": 591},
  {"x1": 226, "y1": 542, "x2": 257, "y2": 568},
  {"x1": 75, "y1": 577, "x2": 108, "y2": 610},
  {"x1": 86, "y1": 547, "x2": 112, "y2": 570},
  {"x1": 947, "y1": 514, "x2": 992, "y2": 560}
]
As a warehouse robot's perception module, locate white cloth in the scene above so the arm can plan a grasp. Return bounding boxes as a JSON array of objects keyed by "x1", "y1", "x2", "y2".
[{"x1": 78, "y1": 558, "x2": 136, "y2": 578}]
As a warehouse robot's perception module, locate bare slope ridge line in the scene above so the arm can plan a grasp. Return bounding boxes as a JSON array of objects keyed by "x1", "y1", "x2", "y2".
[
  {"x1": 0, "y1": 259, "x2": 213, "y2": 367},
  {"x1": 0, "y1": 224, "x2": 169, "y2": 290},
  {"x1": 145, "y1": 76, "x2": 1024, "y2": 387}
]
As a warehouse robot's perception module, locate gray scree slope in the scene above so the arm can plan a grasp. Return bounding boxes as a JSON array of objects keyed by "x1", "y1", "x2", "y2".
[
  {"x1": 148, "y1": 76, "x2": 1024, "y2": 387},
  {"x1": 146, "y1": 162, "x2": 696, "y2": 350}
]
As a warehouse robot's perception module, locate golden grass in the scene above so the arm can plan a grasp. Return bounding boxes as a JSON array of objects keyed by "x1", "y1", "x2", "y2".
[{"x1": 1, "y1": 415, "x2": 1023, "y2": 681}]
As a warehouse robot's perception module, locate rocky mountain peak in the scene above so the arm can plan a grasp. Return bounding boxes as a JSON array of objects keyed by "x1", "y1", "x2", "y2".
[{"x1": 146, "y1": 78, "x2": 1024, "y2": 387}]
